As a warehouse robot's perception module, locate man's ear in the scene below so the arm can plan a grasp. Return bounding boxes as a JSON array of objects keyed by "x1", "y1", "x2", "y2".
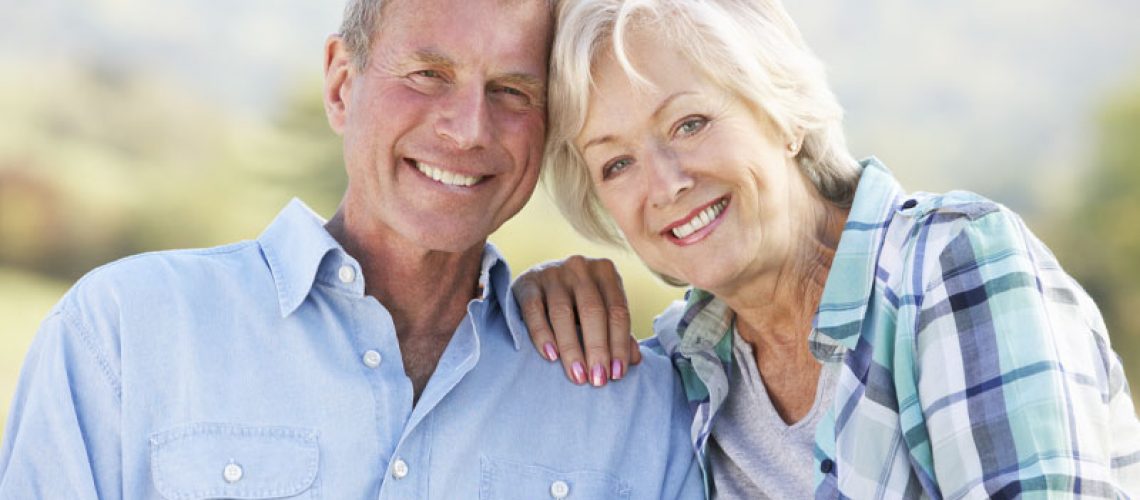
[{"x1": 323, "y1": 35, "x2": 353, "y2": 135}]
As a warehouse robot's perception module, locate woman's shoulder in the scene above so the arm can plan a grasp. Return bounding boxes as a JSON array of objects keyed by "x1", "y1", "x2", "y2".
[
  {"x1": 884, "y1": 188, "x2": 1042, "y2": 272},
  {"x1": 642, "y1": 299, "x2": 689, "y2": 356}
]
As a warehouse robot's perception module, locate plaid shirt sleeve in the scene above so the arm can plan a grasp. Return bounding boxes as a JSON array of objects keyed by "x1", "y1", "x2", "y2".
[{"x1": 909, "y1": 202, "x2": 1140, "y2": 497}]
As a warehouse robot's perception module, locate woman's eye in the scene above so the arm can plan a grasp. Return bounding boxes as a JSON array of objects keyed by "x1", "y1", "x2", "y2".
[
  {"x1": 676, "y1": 116, "x2": 708, "y2": 137},
  {"x1": 602, "y1": 158, "x2": 633, "y2": 180},
  {"x1": 413, "y1": 69, "x2": 442, "y2": 79}
]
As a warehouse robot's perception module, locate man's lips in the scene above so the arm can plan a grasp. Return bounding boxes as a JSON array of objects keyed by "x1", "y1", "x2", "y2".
[
  {"x1": 406, "y1": 158, "x2": 486, "y2": 187},
  {"x1": 660, "y1": 195, "x2": 730, "y2": 243}
]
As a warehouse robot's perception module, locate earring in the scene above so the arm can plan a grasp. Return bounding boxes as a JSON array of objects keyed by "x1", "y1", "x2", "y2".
[{"x1": 787, "y1": 141, "x2": 800, "y2": 154}]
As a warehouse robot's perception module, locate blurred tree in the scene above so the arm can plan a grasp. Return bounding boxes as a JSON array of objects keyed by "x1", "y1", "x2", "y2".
[
  {"x1": 1057, "y1": 79, "x2": 1140, "y2": 394},
  {"x1": 264, "y1": 80, "x2": 347, "y2": 216}
]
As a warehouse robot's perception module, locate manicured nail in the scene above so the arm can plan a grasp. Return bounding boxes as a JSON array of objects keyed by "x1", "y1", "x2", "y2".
[
  {"x1": 571, "y1": 362, "x2": 587, "y2": 385},
  {"x1": 543, "y1": 342, "x2": 559, "y2": 361},
  {"x1": 591, "y1": 364, "x2": 606, "y2": 387},
  {"x1": 611, "y1": 359, "x2": 623, "y2": 380}
]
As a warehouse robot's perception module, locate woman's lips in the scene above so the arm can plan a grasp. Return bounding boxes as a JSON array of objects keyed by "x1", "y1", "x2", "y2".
[{"x1": 661, "y1": 196, "x2": 730, "y2": 246}]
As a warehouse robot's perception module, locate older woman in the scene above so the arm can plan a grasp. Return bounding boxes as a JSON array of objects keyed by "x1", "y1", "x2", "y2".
[{"x1": 513, "y1": 0, "x2": 1140, "y2": 497}]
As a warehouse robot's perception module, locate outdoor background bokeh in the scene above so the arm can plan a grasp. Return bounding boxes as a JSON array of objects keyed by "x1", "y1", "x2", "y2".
[{"x1": 3, "y1": 0, "x2": 1140, "y2": 439}]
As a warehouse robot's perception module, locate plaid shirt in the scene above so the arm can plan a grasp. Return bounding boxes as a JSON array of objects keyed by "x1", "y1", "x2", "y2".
[{"x1": 648, "y1": 158, "x2": 1140, "y2": 498}]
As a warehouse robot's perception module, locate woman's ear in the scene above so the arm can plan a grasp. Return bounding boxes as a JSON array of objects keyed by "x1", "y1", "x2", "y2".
[{"x1": 786, "y1": 127, "x2": 805, "y2": 157}]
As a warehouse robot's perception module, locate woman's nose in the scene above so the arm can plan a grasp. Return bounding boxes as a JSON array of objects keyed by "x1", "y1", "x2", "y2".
[{"x1": 647, "y1": 148, "x2": 695, "y2": 208}]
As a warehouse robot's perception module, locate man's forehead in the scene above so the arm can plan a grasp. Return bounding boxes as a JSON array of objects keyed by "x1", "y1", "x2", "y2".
[
  {"x1": 376, "y1": 0, "x2": 552, "y2": 74},
  {"x1": 383, "y1": 0, "x2": 551, "y2": 19}
]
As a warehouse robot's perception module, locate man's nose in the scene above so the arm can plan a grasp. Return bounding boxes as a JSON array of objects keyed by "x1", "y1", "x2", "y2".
[
  {"x1": 648, "y1": 147, "x2": 695, "y2": 208},
  {"x1": 434, "y1": 83, "x2": 492, "y2": 150}
]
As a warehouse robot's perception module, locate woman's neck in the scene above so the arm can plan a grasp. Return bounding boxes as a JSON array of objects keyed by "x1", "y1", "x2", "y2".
[{"x1": 719, "y1": 197, "x2": 848, "y2": 352}]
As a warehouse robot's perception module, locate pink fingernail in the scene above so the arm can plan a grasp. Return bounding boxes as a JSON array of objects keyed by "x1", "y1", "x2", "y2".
[
  {"x1": 571, "y1": 362, "x2": 586, "y2": 385},
  {"x1": 611, "y1": 360, "x2": 623, "y2": 380},
  {"x1": 543, "y1": 342, "x2": 558, "y2": 361},
  {"x1": 591, "y1": 364, "x2": 606, "y2": 387}
]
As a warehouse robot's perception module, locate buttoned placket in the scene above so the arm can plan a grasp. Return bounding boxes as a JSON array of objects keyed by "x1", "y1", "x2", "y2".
[{"x1": 375, "y1": 295, "x2": 490, "y2": 498}]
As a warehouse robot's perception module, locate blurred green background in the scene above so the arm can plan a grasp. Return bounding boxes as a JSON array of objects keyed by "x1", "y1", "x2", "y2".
[{"x1": 3, "y1": 0, "x2": 1140, "y2": 439}]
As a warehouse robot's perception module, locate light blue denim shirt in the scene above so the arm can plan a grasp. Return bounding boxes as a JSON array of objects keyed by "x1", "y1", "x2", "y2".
[{"x1": 0, "y1": 199, "x2": 701, "y2": 499}]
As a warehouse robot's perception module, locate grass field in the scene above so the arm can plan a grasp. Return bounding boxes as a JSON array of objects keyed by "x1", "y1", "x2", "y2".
[{"x1": 0, "y1": 267, "x2": 68, "y2": 444}]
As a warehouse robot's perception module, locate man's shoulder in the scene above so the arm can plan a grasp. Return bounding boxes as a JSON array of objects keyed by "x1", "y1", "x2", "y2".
[{"x1": 61, "y1": 240, "x2": 265, "y2": 315}]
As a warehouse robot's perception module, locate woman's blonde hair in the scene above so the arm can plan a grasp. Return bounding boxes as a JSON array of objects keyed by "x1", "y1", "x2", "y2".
[{"x1": 544, "y1": 0, "x2": 861, "y2": 246}]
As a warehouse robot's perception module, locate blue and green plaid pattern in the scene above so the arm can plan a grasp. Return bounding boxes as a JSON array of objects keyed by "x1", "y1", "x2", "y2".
[{"x1": 651, "y1": 158, "x2": 1140, "y2": 498}]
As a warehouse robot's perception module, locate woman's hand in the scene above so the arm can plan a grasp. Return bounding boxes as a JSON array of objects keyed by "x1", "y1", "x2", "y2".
[{"x1": 512, "y1": 256, "x2": 642, "y2": 387}]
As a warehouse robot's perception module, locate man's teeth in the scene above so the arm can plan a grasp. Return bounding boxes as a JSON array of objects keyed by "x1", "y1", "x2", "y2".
[
  {"x1": 415, "y1": 161, "x2": 481, "y2": 187},
  {"x1": 672, "y1": 199, "x2": 728, "y2": 239}
]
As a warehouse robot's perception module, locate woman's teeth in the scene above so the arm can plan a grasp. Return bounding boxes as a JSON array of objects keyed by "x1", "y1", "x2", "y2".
[
  {"x1": 415, "y1": 161, "x2": 481, "y2": 187},
  {"x1": 672, "y1": 198, "x2": 728, "y2": 239}
]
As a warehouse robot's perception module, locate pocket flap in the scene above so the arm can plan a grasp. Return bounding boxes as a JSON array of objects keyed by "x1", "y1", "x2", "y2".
[
  {"x1": 150, "y1": 423, "x2": 319, "y2": 500},
  {"x1": 480, "y1": 456, "x2": 631, "y2": 499}
]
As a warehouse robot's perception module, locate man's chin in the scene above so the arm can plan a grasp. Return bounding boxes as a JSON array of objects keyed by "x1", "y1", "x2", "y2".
[{"x1": 397, "y1": 223, "x2": 491, "y2": 255}]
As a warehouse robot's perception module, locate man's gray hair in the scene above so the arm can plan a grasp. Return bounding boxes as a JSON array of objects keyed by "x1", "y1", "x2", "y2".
[
  {"x1": 339, "y1": 0, "x2": 557, "y2": 70},
  {"x1": 339, "y1": 0, "x2": 384, "y2": 70}
]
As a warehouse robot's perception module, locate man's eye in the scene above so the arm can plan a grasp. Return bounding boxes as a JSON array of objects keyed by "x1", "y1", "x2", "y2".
[
  {"x1": 491, "y1": 85, "x2": 533, "y2": 107},
  {"x1": 413, "y1": 69, "x2": 442, "y2": 79}
]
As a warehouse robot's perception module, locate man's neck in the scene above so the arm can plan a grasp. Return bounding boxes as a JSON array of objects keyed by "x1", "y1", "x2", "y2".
[{"x1": 325, "y1": 207, "x2": 485, "y2": 402}]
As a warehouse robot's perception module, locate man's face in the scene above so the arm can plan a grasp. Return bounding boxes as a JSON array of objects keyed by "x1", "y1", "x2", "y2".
[{"x1": 326, "y1": 0, "x2": 550, "y2": 253}]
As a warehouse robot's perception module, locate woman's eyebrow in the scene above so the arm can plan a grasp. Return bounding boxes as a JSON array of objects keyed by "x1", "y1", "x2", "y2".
[{"x1": 581, "y1": 91, "x2": 696, "y2": 152}]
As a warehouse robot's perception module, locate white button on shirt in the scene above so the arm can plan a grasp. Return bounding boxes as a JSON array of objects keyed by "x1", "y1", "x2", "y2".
[
  {"x1": 337, "y1": 265, "x2": 356, "y2": 284},
  {"x1": 550, "y1": 479, "x2": 570, "y2": 498},
  {"x1": 391, "y1": 459, "x2": 409, "y2": 480},
  {"x1": 223, "y1": 462, "x2": 243, "y2": 483},
  {"x1": 362, "y1": 350, "x2": 382, "y2": 369}
]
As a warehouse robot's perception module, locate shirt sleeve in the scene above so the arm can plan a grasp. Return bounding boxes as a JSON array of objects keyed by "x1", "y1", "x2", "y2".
[
  {"x1": 658, "y1": 366, "x2": 706, "y2": 499},
  {"x1": 912, "y1": 208, "x2": 1140, "y2": 498},
  {"x1": 0, "y1": 306, "x2": 122, "y2": 499}
]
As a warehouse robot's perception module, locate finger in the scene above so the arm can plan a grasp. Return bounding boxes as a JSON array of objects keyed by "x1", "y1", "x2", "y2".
[
  {"x1": 568, "y1": 270, "x2": 612, "y2": 388},
  {"x1": 513, "y1": 275, "x2": 559, "y2": 362},
  {"x1": 589, "y1": 259, "x2": 631, "y2": 380},
  {"x1": 630, "y1": 336, "x2": 643, "y2": 365},
  {"x1": 544, "y1": 276, "x2": 588, "y2": 385}
]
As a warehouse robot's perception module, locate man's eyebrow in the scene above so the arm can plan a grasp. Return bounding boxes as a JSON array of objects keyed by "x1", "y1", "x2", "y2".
[
  {"x1": 410, "y1": 49, "x2": 455, "y2": 68},
  {"x1": 581, "y1": 91, "x2": 696, "y2": 153}
]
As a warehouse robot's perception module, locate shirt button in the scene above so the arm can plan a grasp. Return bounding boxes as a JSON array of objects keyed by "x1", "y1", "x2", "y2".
[
  {"x1": 223, "y1": 462, "x2": 243, "y2": 483},
  {"x1": 338, "y1": 265, "x2": 356, "y2": 283},
  {"x1": 362, "y1": 350, "x2": 382, "y2": 369},
  {"x1": 820, "y1": 458, "x2": 835, "y2": 474},
  {"x1": 391, "y1": 458, "x2": 409, "y2": 479},
  {"x1": 550, "y1": 479, "x2": 570, "y2": 498}
]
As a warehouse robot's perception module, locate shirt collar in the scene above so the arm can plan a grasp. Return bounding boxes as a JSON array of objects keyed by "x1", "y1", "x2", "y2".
[
  {"x1": 479, "y1": 241, "x2": 527, "y2": 350},
  {"x1": 257, "y1": 199, "x2": 525, "y2": 349},
  {"x1": 812, "y1": 157, "x2": 905, "y2": 351},
  {"x1": 257, "y1": 198, "x2": 345, "y2": 317}
]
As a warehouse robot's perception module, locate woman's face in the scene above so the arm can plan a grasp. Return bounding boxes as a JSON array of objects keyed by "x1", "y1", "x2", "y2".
[{"x1": 574, "y1": 30, "x2": 816, "y2": 294}]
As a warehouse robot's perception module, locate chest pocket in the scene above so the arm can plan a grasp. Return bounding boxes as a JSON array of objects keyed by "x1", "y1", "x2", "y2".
[
  {"x1": 479, "y1": 456, "x2": 630, "y2": 500},
  {"x1": 150, "y1": 423, "x2": 319, "y2": 500}
]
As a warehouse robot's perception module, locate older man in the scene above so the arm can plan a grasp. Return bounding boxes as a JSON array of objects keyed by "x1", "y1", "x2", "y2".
[{"x1": 0, "y1": 0, "x2": 701, "y2": 497}]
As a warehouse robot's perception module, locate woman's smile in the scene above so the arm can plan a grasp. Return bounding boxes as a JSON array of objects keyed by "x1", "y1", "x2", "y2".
[{"x1": 660, "y1": 195, "x2": 731, "y2": 245}]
